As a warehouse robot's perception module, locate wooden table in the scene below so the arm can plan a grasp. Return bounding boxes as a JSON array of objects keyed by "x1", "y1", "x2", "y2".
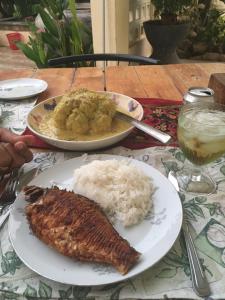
[
  {"x1": 0, "y1": 63, "x2": 224, "y2": 103},
  {"x1": 1, "y1": 63, "x2": 225, "y2": 299}
]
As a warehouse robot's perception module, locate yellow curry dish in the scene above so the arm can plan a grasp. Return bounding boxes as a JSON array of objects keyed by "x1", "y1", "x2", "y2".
[{"x1": 39, "y1": 89, "x2": 132, "y2": 141}]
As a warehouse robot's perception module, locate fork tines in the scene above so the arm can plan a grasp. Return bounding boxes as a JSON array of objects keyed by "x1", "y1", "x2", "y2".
[{"x1": 0, "y1": 168, "x2": 19, "y2": 205}]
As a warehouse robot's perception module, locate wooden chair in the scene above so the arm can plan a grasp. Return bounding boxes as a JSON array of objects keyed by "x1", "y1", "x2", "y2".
[{"x1": 48, "y1": 53, "x2": 159, "y2": 67}]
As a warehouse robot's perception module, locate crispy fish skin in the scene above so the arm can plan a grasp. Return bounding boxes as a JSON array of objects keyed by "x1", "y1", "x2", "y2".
[{"x1": 25, "y1": 187, "x2": 140, "y2": 274}]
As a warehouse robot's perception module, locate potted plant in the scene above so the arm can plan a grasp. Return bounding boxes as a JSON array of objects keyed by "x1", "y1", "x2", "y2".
[
  {"x1": 17, "y1": 0, "x2": 92, "y2": 68},
  {"x1": 143, "y1": 0, "x2": 194, "y2": 64},
  {"x1": 177, "y1": 1, "x2": 225, "y2": 60}
]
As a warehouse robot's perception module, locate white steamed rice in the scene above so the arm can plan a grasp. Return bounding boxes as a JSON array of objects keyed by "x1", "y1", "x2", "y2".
[{"x1": 73, "y1": 159, "x2": 155, "y2": 227}]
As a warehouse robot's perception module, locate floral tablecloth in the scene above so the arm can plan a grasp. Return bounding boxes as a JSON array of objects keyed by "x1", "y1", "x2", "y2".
[
  {"x1": 0, "y1": 97, "x2": 37, "y2": 134},
  {"x1": 1, "y1": 146, "x2": 225, "y2": 300}
]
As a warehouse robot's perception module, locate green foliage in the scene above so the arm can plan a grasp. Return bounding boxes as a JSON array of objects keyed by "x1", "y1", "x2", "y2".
[
  {"x1": 0, "y1": 0, "x2": 15, "y2": 18},
  {"x1": 152, "y1": 0, "x2": 194, "y2": 20},
  {"x1": 0, "y1": 0, "x2": 39, "y2": 19},
  {"x1": 196, "y1": 9, "x2": 225, "y2": 53},
  {"x1": 183, "y1": 3, "x2": 225, "y2": 55},
  {"x1": 1, "y1": 250, "x2": 22, "y2": 275},
  {"x1": 17, "y1": 0, "x2": 92, "y2": 68},
  {"x1": 13, "y1": 0, "x2": 39, "y2": 18}
]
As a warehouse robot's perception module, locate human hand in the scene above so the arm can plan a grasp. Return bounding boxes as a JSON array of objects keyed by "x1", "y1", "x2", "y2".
[{"x1": 0, "y1": 128, "x2": 34, "y2": 174}]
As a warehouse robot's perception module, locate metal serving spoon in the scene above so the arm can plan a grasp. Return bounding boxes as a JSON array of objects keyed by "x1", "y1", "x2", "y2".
[{"x1": 115, "y1": 111, "x2": 171, "y2": 144}]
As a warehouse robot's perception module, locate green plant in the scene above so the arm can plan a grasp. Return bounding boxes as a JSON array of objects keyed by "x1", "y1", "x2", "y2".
[
  {"x1": 198, "y1": 9, "x2": 225, "y2": 53},
  {"x1": 151, "y1": 0, "x2": 195, "y2": 23},
  {"x1": 13, "y1": 0, "x2": 39, "y2": 18},
  {"x1": 0, "y1": 0, "x2": 15, "y2": 18},
  {"x1": 178, "y1": 2, "x2": 225, "y2": 57},
  {"x1": 0, "y1": 0, "x2": 39, "y2": 19},
  {"x1": 17, "y1": 0, "x2": 92, "y2": 68}
]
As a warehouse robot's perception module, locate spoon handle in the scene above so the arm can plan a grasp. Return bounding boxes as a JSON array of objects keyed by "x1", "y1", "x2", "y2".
[
  {"x1": 115, "y1": 111, "x2": 171, "y2": 144},
  {"x1": 182, "y1": 222, "x2": 211, "y2": 297}
]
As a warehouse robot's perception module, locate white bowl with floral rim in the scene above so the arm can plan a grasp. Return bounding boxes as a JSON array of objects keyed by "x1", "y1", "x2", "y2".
[{"x1": 27, "y1": 91, "x2": 143, "y2": 151}]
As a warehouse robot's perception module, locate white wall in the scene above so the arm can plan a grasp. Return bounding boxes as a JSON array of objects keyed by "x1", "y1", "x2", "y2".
[
  {"x1": 128, "y1": 0, "x2": 153, "y2": 56},
  {"x1": 90, "y1": 0, "x2": 153, "y2": 57}
]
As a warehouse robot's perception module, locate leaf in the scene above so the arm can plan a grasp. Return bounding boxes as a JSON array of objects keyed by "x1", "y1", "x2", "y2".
[
  {"x1": 179, "y1": 235, "x2": 188, "y2": 257},
  {"x1": 23, "y1": 285, "x2": 38, "y2": 298},
  {"x1": 168, "y1": 148, "x2": 176, "y2": 153},
  {"x1": 164, "y1": 252, "x2": 184, "y2": 265},
  {"x1": 190, "y1": 205, "x2": 204, "y2": 218},
  {"x1": 209, "y1": 207, "x2": 216, "y2": 216},
  {"x1": 100, "y1": 283, "x2": 119, "y2": 291},
  {"x1": 163, "y1": 256, "x2": 182, "y2": 267},
  {"x1": 5, "y1": 251, "x2": 16, "y2": 260},
  {"x1": 175, "y1": 151, "x2": 185, "y2": 162},
  {"x1": 178, "y1": 192, "x2": 185, "y2": 203},
  {"x1": 58, "y1": 286, "x2": 72, "y2": 299},
  {"x1": 156, "y1": 267, "x2": 177, "y2": 278},
  {"x1": 1, "y1": 256, "x2": 9, "y2": 273},
  {"x1": 37, "y1": 7, "x2": 59, "y2": 37},
  {"x1": 38, "y1": 281, "x2": 52, "y2": 298},
  {"x1": 14, "y1": 257, "x2": 22, "y2": 267},
  {"x1": 42, "y1": 31, "x2": 60, "y2": 49},
  {"x1": 68, "y1": 0, "x2": 83, "y2": 54},
  {"x1": 163, "y1": 161, "x2": 179, "y2": 173},
  {"x1": 184, "y1": 265, "x2": 191, "y2": 277},
  {"x1": 16, "y1": 42, "x2": 42, "y2": 67},
  {"x1": 194, "y1": 196, "x2": 207, "y2": 203},
  {"x1": 110, "y1": 287, "x2": 124, "y2": 300},
  {"x1": 184, "y1": 209, "x2": 197, "y2": 222},
  {"x1": 220, "y1": 165, "x2": 225, "y2": 176},
  {"x1": 73, "y1": 286, "x2": 91, "y2": 299}
]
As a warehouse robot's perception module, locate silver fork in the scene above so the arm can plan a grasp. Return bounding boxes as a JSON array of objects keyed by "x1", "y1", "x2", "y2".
[
  {"x1": 168, "y1": 171, "x2": 211, "y2": 297},
  {"x1": 0, "y1": 169, "x2": 20, "y2": 227},
  {"x1": 0, "y1": 168, "x2": 20, "y2": 214},
  {"x1": 0, "y1": 167, "x2": 39, "y2": 228}
]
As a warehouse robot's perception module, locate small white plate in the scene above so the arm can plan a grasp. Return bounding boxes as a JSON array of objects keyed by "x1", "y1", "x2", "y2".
[
  {"x1": 0, "y1": 78, "x2": 48, "y2": 100},
  {"x1": 9, "y1": 154, "x2": 183, "y2": 286}
]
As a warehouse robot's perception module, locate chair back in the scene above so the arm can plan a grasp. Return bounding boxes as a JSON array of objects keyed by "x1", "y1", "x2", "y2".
[{"x1": 48, "y1": 53, "x2": 159, "y2": 67}]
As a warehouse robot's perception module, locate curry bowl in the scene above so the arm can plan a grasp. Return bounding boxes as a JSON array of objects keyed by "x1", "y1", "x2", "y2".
[{"x1": 27, "y1": 91, "x2": 143, "y2": 151}]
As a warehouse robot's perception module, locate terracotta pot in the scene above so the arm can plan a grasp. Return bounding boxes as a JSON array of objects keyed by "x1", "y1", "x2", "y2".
[{"x1": 6, "y1": 32, "x2": 23, "y2": 50}]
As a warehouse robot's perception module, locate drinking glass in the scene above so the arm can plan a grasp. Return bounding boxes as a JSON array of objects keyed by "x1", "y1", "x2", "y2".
[{"x1": 176, "y1": 101, "x2": 225, "y2": 194}]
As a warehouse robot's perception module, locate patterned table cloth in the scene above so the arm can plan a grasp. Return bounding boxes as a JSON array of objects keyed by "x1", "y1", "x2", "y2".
[{"x1": 1, "y1": 146, "x2": 225, "y2": 300}]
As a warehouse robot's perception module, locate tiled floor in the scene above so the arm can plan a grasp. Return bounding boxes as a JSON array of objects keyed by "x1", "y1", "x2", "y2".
[{"x1": 0, "y1": 46, "x2": 36, "y2": 70}]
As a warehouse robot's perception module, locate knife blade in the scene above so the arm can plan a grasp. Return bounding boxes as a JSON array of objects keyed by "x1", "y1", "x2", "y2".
[{"x1": 168, "y1": 171, "x2": 211, "y2": 297}]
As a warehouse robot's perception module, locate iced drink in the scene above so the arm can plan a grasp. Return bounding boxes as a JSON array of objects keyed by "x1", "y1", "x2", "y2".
[{"x1": 178, "y1": 106, "x2": 225, "y2": 165}]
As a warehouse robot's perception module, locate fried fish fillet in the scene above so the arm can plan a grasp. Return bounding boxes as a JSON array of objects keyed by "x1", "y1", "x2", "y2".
[{"x1": 24, "y1": 186, "x2": 140, "y2": 274}]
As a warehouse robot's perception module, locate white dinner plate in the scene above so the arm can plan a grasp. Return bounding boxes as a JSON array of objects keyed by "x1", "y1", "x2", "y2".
[
  {"x1": 0, "y1": 78, "x2": 48, "y2": 100},
  {"x1": 9, "y1": 154, "x2": 183, "y2": 286}
]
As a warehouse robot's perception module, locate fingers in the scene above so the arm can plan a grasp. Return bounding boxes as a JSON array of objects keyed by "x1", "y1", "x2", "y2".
[
  {"x1": 0, "y1": 128, "x2": 19, "y2": 143},
  {"x1": 16, "y1": 135, "x2": 35, "y2": 146},
  {"x1": 14, "y1": 141, "x2": 33, "y2": 163},
  {"x1": 3, "y1": 143, "x2": 26, "y2": 168},
  {"x1": 0, "y1": 143, "x2": 13, "y2": 168},
  {"x1": 0, "y1": 128, "x2": 35, "y2": 146}
]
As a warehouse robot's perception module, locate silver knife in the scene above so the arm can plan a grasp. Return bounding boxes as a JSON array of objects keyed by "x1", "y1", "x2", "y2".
[
  {"x1": 168, "y1": 171, "x2": 211, "y2": 297},
  {"x1": 115, "y1": 111, "x2": 171, "y2": 144}
]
